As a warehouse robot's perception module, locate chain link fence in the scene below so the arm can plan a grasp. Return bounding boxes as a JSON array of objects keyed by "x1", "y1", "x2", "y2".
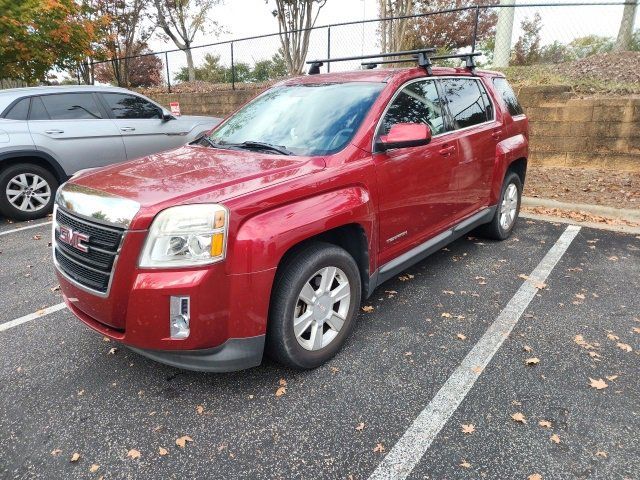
[{"x1": 3, "y1": 2, "x2": 637, "y2": 91}]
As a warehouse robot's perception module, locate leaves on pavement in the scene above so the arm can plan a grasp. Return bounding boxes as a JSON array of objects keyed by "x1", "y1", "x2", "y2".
[
  {"x1": 361, "y1": 306, "x2": 374, "y2": 313},
  {"x1": 460, "y1": 460, "x2": 471, "y2": 469},
  {"x1": 589, "y1": 378, "x2": 608, "y2": 390},
  {"x1": 70, "y1": 452, "x2": 80, "y2": 462},
  {"x1": 355, "y1": 422, "x2": 365, "y2": 431},
  {"x1": 456, "y1": 333, "x2": 467, "y2": 341},
  {"x1": 373, "y1": 443, "x2": 385, "y2": 453},
  {"x1": 528, "y1": 474, "x2": 543, "y2": 480},
  {"x1": 550, "y1": 434, "x2": 561, "y2": 444},
  {"x1": 461, "y1": 424, "x2": 475, "y2": 434},
  {"x1": 175, "y1": 436, "x2": 193, "y2": 448},
  {"x1": 616, "y1": 342, "x2": 632, "y2": 352},
  {"x1": 511, "y1": 412, "x2": 527, "y2": 424},
  {"x1": 127, "y1": 449, "x2": 141, "y2": 459},
  {"x1": 538, "y1": 420, "x2": 552, "y2": 428},
  {"x1": 525, "y1": 357, "x2": 540, "y2": 366},
  {"x1": 159, "y1": 447, "x2": 168, "y2": 456},
  {"x1": 89, "y1": 464, "x2": 99, "y2": 472}
]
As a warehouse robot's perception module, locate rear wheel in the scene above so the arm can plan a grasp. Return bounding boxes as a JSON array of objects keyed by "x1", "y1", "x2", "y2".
[
  {"x1": 479, "y1": 171, "x2": 522, "y2": 240},
  {"x1": 0, "y1": 163, "x2": 58, "y2": 221},
  {"x1": 267, "y1": 242, "x2": 362, "y2": 369}
]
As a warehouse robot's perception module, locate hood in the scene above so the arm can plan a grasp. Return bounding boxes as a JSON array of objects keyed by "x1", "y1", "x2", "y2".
[{"x1": 70, "y1": 144, "x2": 324, "y2": 220}]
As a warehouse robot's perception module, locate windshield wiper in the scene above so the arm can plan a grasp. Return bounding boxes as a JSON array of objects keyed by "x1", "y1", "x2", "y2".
[{"x1": 233, "y1": 141, "x2": 293, "y2": 156}]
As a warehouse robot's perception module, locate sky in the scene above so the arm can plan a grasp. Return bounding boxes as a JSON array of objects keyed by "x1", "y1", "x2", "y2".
[{"x1": 145, "y1": 1, "x2": 638, "y2": 78}]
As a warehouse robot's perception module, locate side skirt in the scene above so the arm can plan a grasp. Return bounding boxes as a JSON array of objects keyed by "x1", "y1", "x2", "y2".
[{"x1": 367, "y1": 206, "x2": 496, "y2": 297}]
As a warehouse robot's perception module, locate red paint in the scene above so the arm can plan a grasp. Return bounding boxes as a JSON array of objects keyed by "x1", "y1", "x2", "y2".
[{"x1": 56, "y1": 66, "x2": 528, "y2": 355}]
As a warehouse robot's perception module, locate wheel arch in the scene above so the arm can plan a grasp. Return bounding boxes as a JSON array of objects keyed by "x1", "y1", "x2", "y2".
[{"x1": 0, "y1": 151, "x2": 68, "y2": 183}]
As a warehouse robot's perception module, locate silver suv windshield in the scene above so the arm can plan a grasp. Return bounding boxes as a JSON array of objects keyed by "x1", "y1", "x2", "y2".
[{"x1": 208, "y1": 82, "x2": 384, "y2": 156}]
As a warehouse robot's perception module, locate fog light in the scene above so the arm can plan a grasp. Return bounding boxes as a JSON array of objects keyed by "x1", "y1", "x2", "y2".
[{"x1": 170, "y1": 296, "x2": 190, "y2": 339}]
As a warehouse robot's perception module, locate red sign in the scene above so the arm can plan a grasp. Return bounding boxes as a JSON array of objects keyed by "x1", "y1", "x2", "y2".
[{"x1": 169, "y1": 102, "x2": 181, "y2": 116}]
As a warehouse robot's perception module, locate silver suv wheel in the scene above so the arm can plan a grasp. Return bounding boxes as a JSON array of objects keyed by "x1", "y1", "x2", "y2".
[
  {"x1": 499, "y1": 182, "x2": 518, "y2": 231},
  {"x1": 6, "y1": 173, "x2": 51, "y2": 213},
  {"x1": 293, "y1": 266, "x2": 351, "y2": 351}
]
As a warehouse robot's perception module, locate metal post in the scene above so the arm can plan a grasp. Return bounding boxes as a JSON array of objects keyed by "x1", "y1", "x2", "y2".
[
  {"x1": 327, "y1": 27, "x2": 331, "y2": 73},
  {"x1": 90, "y1": 62, "x2": 95, "y2": 85},
  {"x1": 76, "y1": 68, "x2": 81, "y2": 85},
  {"x1": 471, "y1": 5, "x2": 480, "y2": 52},
  {"x1": 165, "y1": 52, "x2": 171, "y2": 93},
  {"x1": 230, "y1": 42, "x2": 235, "y2": 90}
]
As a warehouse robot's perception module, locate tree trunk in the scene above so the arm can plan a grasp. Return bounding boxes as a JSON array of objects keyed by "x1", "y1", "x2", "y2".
[
  {"x1": 493, "y1": 0, "x2": 516, "y2": 67},
  {"x1": 614, "y1": 1, "x2": 638, "y2": 51},
  {"x1": 185, "y1": 47, "x2": 195, "y2": 81}
]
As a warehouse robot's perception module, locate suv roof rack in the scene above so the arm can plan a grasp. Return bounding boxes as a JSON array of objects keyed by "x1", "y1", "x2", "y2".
[{"x1": 306, "y1": 50, "x2": 481, "y2": 76}]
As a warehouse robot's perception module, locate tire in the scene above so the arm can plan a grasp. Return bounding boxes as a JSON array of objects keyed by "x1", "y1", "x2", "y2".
[
  {"x1": 478, "y1": 171, "x2": 522, "y2": 240},
  {"x1": 0, "y1": 163, "x2": 58, "y2": 221},
  {"x1": 266, "y1": 242, "x2": 362, "y2": 369}
]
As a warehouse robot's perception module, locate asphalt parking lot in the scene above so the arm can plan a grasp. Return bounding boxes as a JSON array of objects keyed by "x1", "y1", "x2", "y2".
[{"x1": 1, "y1": 215, "x2": 638, "y2": 480}]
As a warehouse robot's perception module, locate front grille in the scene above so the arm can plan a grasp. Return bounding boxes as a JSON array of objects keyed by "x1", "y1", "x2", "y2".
[{"x1": 54, "y1": 208, "x2": 124, "y2": 294}]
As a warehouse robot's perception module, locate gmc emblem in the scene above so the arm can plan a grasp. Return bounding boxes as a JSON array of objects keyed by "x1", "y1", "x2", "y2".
[{"x1": 58, "y1": 225, "x2": 90, "y2": 253}]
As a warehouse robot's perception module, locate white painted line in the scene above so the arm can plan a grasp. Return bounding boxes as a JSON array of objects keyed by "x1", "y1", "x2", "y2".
[
  {"x1": 0, "y1": 221, "x2": 52, "y2": 237},
  {"x1": 0, "y1": 303, "x2": 66, "y2": 332},
  {"x1": 368, "y1": 225, "x2": 581, "y2": 480}
]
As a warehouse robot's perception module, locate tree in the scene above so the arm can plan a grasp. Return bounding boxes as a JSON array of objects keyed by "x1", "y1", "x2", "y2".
[
  {"x1": 174, "y1": 51, "x2": 287, "y2": 83},
  {"x1": 614, "y1": 0, "x2": 638, "y2": 51},
  {"x1": 511, "y1": 13, "x2": 542, "y2": 66},
  {"x1": 95, "y1": 41, "x2": 163, "y2": 86},
  {"x1": 251, "y1": 51, "x2": 288, "y2": 81},
  {"x1": 404, "y1": 0, "x2": 498, "y2": 53},
  {"x1": 154, "y1": 0, "x2": 223, "y2": 82},
  {"x1": 0, "y1": 0, "x2": 100, "y2": 83},
  {"x1": 378, "y1": 0, "x2": 414, "y2": 53},
  {"x1": 268, "y1": 0, "x2": 327, "y2": 75},
  {"x1": 96, "y1": 0, "x2": 155, "y2": 87}
]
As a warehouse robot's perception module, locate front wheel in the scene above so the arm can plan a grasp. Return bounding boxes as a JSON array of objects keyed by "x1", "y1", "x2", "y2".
[
  {"x1": 267, "y1": 242, "x2": 362, "y2": 369},
  {"x1": 479, "y1": 171, "x2": 522, "y2": 240},
  {"x1": 0, "y1": 163, "x2": 58, "y2": 221}
]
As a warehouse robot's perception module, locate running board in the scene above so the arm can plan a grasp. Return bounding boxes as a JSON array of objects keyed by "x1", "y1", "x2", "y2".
[{"x1": 369, "y1": 206, "x2": 496, "y2": 296}]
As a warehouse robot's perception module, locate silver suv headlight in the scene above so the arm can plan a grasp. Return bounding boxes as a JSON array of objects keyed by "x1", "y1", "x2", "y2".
[{"x1": 139, "y1": 204, "x2": 228, "y2": 268}]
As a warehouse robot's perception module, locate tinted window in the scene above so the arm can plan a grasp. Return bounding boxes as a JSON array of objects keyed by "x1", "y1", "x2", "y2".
[
  {"x1": 102, "y1": 93, "x2": 161, "y2": 119},
  {"x1": 479, "y1": 82, "x2": 494, "y2": 121},
  {"x1": 4, "y1": 98, "x2": 29, "y2": 120},
  {"x1": 29, "y1": 97, "x2": 50, "y2": 120},
  {"x1": 209, "y1": 83, "x2": 383, "y2": 156},
  {"x1": 380, "y1": 79, "x2": 447, "y2": 136},
  {"x1": 40, "y1": 93, "x2": 103, "y2": 120},
  {"x1": 440, "y1": 78, "x2": 491, "y2": 129},
  {"x1": 492, "y1": 78, "x2": 523, "y2": 116}
]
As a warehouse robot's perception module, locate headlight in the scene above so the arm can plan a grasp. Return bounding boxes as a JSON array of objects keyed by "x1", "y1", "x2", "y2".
[{"x1": 139, "y1": 204, "x2": 228, "y2": 268}]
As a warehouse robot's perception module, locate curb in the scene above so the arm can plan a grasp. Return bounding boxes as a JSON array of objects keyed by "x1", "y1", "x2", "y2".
[
  {"x1": 522, "y1": 197, "x2": 640, "y2": 223},
  {"x1": 520, "y1": 212, "x2": 640, "y2": 235}
]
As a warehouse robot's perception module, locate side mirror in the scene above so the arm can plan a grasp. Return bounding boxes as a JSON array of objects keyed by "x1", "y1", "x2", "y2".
[
  {"x1": 161, "y1": 109, "x2": 175, "y2": 121},
  {"x1": 376, "y1": 123, "x2": 432, "y2": 151}
]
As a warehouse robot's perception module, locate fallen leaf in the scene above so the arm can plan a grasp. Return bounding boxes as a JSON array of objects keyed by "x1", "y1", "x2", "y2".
[
  {"x1": 528, "y1": 474, "x2": 543, "y2": 480},
  {"x1": 175, "y1": 436, "x2": 193, "y2": 448},
  {"x1": 50, "y1": 285, "x2": 60, "y2": 292},
  {"x1": 329, "y1": 366, "x2": 339, "y2": 374},
  {"x1": 461, "y1": 424, "x2": 475, "y2": 434},
  {"x1": 574, "y1": 335, "x2": 594, "y2": 349},
  {"x1": 607, "y1": 333, "x2": 619, "y2": 341},
  {"x1": 575, "y1": 293, "x2": 585, "y2": 300},
  {"x1": 108, "y1": 347, "x2": 118, "y2": 355},
  {"x1": 518, "y1": 274, "x2": 529, "y2": 280},
  {"x1": 523, "y1": 345, "x2": 533, "y2": 352},
  {"x1": 550, "y1": 434, "x2": 560, "y2": 444},
  {"x1": 534, "y1": 281, "x2": 547, "y2": 290},
  {"x1": 595, "y1": 450, "x2": 607, "y2": 458},
  {"x1": 511, "y1": 412, "x2": 527, "y2": 424},
  {"x1": 538, "y1": 420, "x2": 552, "y2": 428},
  {"x1": 373, "y1": 443, "x2": 385, "y2": 453},
  {"x1": 616, "y1": 342, "x2": 632, "y2": 352},
  {"x1": 632, "y1": 327, "x2": 640, "y2": 334},
  {"x1": 525, "y1": 357, "x2": 540, "y2": 366},
  {"x1": 355, "y1": 422, "x2": 365, "y2": 431},
  {"x1": 606, "y1": 375, "x2": 618, "y2": 381},
  {"x1": 70, "y1": 452, "x2": 80, "y2": 462},
  {"x1": 443, "y1": 290, "x2": 455, "y2": 295},
  {"x1": 588, "y1": 351, "x2": 601, "y2": 358},
  {"x1": 362, "y1": 306, "x2": 374, "y2": 313},
  {"x1": 589, "y1": 378, "x2": 608, "y2": 390},
  {"x1": 196, "y1": 405, "x2": 204, "y2": 414},
  {"x1": 89, "y1": 464, "x2": 99, "y2": 473},
  {"x1": 33, "y1": 234, "x2": 42, "y2": 240},
  {"x1": 460, "y1": 460, "x2": 471, "y2": 469},
  {"x1": 159, "y1": 447, "x2": 168, "y2": 456},
  {"x1": 441, "y1": 312, "x2": 452, "y2": 318},
  {"x1": 472, "y1": 365, "x2": 484, "y2": 374},
  {"x1": 275, "y1": 386, "x2": 287, "y2": 397},
  {"x1": 456, "y1": 333, "x2": 467, "y2": 341},
  {"x1": 51, "y1": 449, "x2": 62, "y2": 456},
  {"x1": 127, "y1": 449, "x2": 141, "y2": 459}
]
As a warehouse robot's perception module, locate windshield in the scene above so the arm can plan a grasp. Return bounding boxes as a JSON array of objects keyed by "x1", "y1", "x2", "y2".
[{"x1": 208, "y1": 82, "x2": 384, "y2": 156}]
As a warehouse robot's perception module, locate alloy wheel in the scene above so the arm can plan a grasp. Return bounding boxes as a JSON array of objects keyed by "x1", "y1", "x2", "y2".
[
  {"x1": 499, "y1": 182, "x2": 518, "y2": 231},
  {"x1": 6, "y1": 173, "x2": 51, "y2": 212}
]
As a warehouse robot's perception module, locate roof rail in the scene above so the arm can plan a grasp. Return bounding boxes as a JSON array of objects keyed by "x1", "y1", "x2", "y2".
[
  {"x1": 306, "y1": 49, "x2": 436, "y2": 75},
  {"x1": 360, "y1": 51, "x2": 482, "y2": 75}
]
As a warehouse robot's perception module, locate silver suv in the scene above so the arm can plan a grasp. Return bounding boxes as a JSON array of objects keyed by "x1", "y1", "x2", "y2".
[{"x1": 0, "y1": 86, "x2": 220, "y2": 220}]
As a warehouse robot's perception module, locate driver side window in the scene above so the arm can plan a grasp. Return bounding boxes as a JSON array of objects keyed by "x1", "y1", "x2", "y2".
[{"x1": 380, "y1": 80, "x2": 447, "y2": 137}]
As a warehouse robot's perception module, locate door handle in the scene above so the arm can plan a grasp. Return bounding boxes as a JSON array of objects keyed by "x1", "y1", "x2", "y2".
[
  {"x1": 438, "y1": 145, "x2": 456, "y2": 156},
  {"x1": 44, "y1": 129, "x2": 64, "y2": 135},
  {"x1": 492, "y1": 129, "x2": 503, "y2": 139},
  {"x1": 120, "y1": 127, "x2": 136, "y2": 132}
]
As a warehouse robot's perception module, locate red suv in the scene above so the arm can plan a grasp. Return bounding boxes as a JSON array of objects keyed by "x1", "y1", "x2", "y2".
[{"x1": 53, "y1": 52, "x2": 528, "y2": 372}]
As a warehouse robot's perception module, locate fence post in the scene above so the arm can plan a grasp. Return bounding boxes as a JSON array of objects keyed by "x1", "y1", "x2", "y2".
[
  {"x1": 90, "y1": 62, "x2": 95, "y2": 85},
  {"x1": 471, "y1": 5, "x2": 480, "y2": 52},
  {"x1": 76, "y1": 68, "x2": 81, "y2": 85},
  {"x1": 165, "y1": 52, "x2": 171, "y2": 93},
  {"x1": 230, "y1": 42, "x2": 235, "y2": 90},
  {"x1": 327, "y1": 27, "x2": 331, "y2": 73}
]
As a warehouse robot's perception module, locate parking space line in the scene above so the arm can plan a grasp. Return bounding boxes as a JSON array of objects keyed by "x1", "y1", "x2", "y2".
[
  {"x1": 0, "y1": 221, "x2": 52, "y2": 237},
  {"x1": 368, "y1": 225, "x2": 581, "y2": 480},
  {"x1": 0, "y1": 303, "x2": 66, "y2": 332}
]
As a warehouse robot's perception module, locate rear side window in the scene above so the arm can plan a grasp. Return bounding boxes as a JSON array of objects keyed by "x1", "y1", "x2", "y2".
[
  {"x1": 440, "y1": 78, "x2": 492, "y2": 129},
  {"x1": 29, "y1": 97, "x2": 50, "y2": 120},
  {"x1": 4, "y1": 98, "x2": 30, "y2": 120},
  {"x1": 492, "y1": 78, "x2": 524, "y2": 116},
  {"x1": 40, "y1": 93, "x2": 103, "y2": 120},
  {"x1": 102, "y1": 93, "x2": 161, "y2": 119},
  {"x1": 380, "y1": 79, "x2": 448, "y2": 136}
]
